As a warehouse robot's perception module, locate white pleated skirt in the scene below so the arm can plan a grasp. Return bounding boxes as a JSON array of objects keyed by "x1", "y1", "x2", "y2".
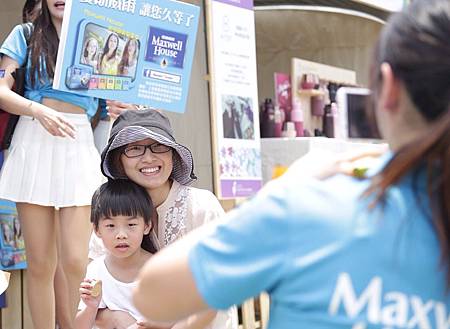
[{"x1": 0, "y1": 113, "x2": 104, "y2": 208}]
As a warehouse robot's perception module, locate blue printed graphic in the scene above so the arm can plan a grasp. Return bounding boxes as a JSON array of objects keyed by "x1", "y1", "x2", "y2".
[
  {"x1": 0, "y1": 199, "x2": 26, "y2": 270},
  {"x1": 145, "y1": 27, "x2": 187, "y2": 69}
]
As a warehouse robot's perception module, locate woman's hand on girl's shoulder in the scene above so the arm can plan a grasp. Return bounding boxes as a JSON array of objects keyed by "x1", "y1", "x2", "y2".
[{"x1": 31, "y1": 103, "x2": 76, "y2": 138}]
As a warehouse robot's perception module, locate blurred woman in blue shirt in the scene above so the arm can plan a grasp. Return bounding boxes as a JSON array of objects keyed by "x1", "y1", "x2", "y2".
[{"x1": 133, "y1": 1, "x2": 450, "y2": 328}]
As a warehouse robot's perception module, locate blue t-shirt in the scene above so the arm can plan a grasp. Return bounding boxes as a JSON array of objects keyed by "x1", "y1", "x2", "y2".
[
  {"x1": 0, "y1": 24, "x2": 98, "y2": 118},
  {"x1": 188, "y1": 154, "x2": 449, "y2": 328},
  {"x1": 98, "y1": 99, "x2": 108, "y2": 119}
]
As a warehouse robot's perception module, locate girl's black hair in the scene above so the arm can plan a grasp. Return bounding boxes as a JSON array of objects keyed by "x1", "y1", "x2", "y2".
[{"x1": 91, "y1": 179, "x2": 156, "y2": 253}]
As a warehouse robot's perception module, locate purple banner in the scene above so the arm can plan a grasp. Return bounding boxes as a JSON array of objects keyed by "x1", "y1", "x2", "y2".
[
  {"x1": 213, "y1": 0, "x2": 253, "y2": 10},
  {"x1": 221, "y1": 179, "x2": 262, "y2": 198}
]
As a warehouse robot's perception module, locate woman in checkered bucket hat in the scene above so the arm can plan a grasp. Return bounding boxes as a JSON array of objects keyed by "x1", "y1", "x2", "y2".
[
  {"x1": 92, "y1": 109, "x2": 238, "y2": 329},
  {"x1": 100, "y1": 109, "x2": 197, "y2": 186}
]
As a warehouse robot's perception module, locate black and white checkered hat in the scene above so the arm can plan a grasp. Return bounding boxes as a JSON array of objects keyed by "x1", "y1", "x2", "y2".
[{"x1": 100, "y1": 109, "x2": 197, "y2": 185}]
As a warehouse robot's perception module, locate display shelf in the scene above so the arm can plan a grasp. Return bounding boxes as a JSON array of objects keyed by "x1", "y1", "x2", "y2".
[
  {"x1": 297, "y1": 89, "x2": 325, "y2": 97},
  {"x1": 260, "y1": 137, "x2": 387, "y2": 183}
]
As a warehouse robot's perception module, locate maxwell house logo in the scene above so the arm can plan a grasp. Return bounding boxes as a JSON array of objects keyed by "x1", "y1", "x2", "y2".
[
  {"x1": 329, "y1": 273, "x2": 449, "y2": 328},
  {"x1": 145, "y1": 26, "x2": 187, "y2": 69}
]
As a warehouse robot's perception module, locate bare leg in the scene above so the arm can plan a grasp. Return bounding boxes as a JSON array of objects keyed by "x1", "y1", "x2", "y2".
[
  {"x1": 17, "y1": 203, "x2": 57, "y2": 329},
  {"x1": 58, "y1": 206, "x2": 92, "y2": 322},
  {"x1": 54, "y1": 212, "x2": 73, "y2": 329}
]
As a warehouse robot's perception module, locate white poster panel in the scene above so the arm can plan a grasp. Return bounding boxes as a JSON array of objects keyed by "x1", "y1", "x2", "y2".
[{"x1": 207, "y1": 0, "x2": 262, "y2": 199}]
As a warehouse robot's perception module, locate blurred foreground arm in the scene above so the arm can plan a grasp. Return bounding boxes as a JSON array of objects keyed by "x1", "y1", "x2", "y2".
[{"x1": 133, "y1": 228, "x2": 209, "y2": 323}]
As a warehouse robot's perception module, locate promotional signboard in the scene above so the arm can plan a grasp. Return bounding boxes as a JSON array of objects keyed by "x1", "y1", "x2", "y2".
[{"x1": 54, "y1": 0, "x2": 200, "y2": 113}]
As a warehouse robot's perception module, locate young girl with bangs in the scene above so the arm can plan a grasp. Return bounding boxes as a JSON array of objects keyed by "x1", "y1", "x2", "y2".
[{"x1": 75, "y1": 179, "x2": 156, "y2": 329}]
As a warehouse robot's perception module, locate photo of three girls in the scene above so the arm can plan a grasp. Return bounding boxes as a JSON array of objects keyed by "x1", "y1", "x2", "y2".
[{"x1": 80, "y1": 27, "x2": 139, "y2": 79}]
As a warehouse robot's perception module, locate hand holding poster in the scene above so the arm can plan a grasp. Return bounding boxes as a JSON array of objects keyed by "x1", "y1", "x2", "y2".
[{"x1": 54, "y1": 0, "x2": 200, "y2": 113}]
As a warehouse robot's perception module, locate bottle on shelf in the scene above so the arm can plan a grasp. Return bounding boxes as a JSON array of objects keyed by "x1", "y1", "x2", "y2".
[
  {"x1": 300, "y1": 73, "x2": 319, "y2": 90},
  {"x1": 323, "y1": 102, "x2": 339, "y2": 138},
  {"x1": 260, "y1": 98, "x2": 275, "y2": 138},
  {"x1": 291, "y1": 101, "x2": 304, "y2": 137},
  {"x1": 281, "y1": 121, "x2": 297, "y2": 138},
  {"x1": 331, "y1": 102, "x2": 340, "y2": 138},
  {"x1": 273, "y1": 106, "x2": 283, "y2": 138},
  {"x1": 327, "y1": 82, "x2": 338, "y2": 103},
  {"x1": 311, "y1": 95, "x2": 325, "y2": 117}
]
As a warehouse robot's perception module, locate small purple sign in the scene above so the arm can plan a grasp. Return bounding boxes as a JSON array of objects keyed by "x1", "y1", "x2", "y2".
[
  {"x1": 0, "y1": 292, "x2": 6, "y2": 308},
  {"x1": 213, "y1": 0, "x2": 253, "y2": 10},
  {"x1": 221, "y1": 179, "x2": 262, "y2": 198}
]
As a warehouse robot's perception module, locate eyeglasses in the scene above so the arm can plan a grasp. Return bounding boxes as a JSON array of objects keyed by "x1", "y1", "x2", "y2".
[{"x1": 123, "y1": 142, "x2": 171, "y2": 158}]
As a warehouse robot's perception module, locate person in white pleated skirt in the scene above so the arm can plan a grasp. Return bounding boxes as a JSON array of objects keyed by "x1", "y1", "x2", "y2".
[{"x1": 0, "y1": 1, "x2": 104, "y2": 328}]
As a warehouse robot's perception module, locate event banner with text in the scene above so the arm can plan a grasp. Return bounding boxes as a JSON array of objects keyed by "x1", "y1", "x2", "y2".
[
  {"x1": 54, "y1": 0, "x2": 199, "y2": 113},
  {"x1": 208, "y1": 0, "x2": 262, "y2": 198}
]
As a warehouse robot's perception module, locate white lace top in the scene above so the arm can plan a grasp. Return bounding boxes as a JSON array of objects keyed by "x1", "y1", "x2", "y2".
[
  {"x1": 88, "y1": 180, "x2": 238, "y2": 329},
  {"x1": 153, "y1": 180, "x2": 224, "y2": 248}
]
